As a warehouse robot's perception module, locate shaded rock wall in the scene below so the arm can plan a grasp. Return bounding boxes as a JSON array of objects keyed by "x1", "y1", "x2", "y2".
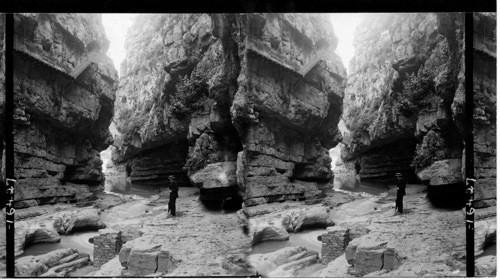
[
  {"x1": 112, "y1": 14, "x2": 231, "y2": 189},
  {"x1": 472, "y1": 13, "x2": 496, "y2": 208},
  {"x1": 112, "y1": 14, "x2": 345, "y2": 206},
  {"x1": 339, "y1": 13, "x2": 465, "y2": 193},
  {"x1": 13, "y1": 14, "x2": 118, "y2": 208}
]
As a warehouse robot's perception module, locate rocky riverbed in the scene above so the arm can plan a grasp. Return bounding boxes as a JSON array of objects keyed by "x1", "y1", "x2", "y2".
[
  {"x1": 1, "y1": 185, "x2": 252, "y2": 277},
  {"x1": 92, "y1": 187, "x2": 252, "y2": 277},
  {"x1": 246, "y1": 182, "x2": 490, "y2": 277}
]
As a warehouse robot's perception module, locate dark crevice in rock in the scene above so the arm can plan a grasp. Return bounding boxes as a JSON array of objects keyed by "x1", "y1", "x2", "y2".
[{"x1": 427, "y1": 182, "x2": 466, "y2": 209}]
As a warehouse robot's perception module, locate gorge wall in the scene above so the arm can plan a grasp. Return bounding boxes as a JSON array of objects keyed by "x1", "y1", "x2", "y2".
[
  {"x1": 472, "y1": 13, "x2": 496, "y2": 208},
  {"x1": 13, "y1": 14, "x2": 118, "y2": 208},
  {"x1": 111, "y1": 14, "x2": 345, "y2": 206},
  {"x1": 337, "y1": 13, "x2": 466, "y2": 207}
]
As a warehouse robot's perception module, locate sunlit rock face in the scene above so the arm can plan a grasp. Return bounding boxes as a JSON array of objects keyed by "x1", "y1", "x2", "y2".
[
  {"x1": 339, "y1": 13, "x2": 465, "y2": 195},
  {"x1": 112, "y1": 14, "x2": 345, "y2": 206},
  {"x1": 472, "y1": 13, "x2": 496, "y2": 209},
  {"x1": 13, "y1": 14, "x2": 118, "y2": 208}
]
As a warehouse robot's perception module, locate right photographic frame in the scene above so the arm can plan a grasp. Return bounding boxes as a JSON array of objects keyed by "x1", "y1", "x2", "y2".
[{"x1": 243, "y1": 12, "x2": 496, "y2": 277}]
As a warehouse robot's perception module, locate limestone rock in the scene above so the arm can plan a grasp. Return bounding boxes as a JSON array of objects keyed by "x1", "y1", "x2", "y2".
[
  {"x1": 15, "y1": 248, "x2": 88, "y2": 277},
  {"x1": 475, "y1": 255, "x2": 496, "y2": 277},
  {"x1": 248, "y1": 203, "x2": 334, "y2": 245},
  {"x1": 340, "y1": 13, "x2": 465, "y2": 185},
  {"x1": 13, "y1": 13, "x2": 118, "y2": 208},
  {"x1": 472, "y1": 13, "x2": 496, "y2": 208},
  {"x1": 281, "y1": 205, "x2": 334, "y2": 232},
  {"x1": 417, "y1": 159, "x2": 462, "y2": 186},
  {"x1": 345, "y1": 235, "x2": 401, "y2": 276},
  {"x1": 15, "y1": 220, "x2": 61, "y2": 256},
  {"x1": 53, "y1": 208, "x2": 106, "y2": 234},
  {"x1": 112, "y1": 13, "x2": 344, "y2": 206},
  {"x1": 248, "y1": 218, "x2": 290, "y2": 245},
  {"x1": 119, "y1": 242, "x2": 177, "y2": 276},
  {"x1": 248, "y1": 246, "x2": 318, "y2": 277},
  {"x1": 474, "y1": 216, "x2": 496, "y2": 256},
  {"x1": 93, "y1": 256, "x2": 123, "y2": 276},
  {"x1": 189, "y1": 161, "x2": 237, "y2": 189}
]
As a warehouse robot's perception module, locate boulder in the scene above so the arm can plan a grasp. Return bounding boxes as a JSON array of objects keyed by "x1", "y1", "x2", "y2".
[
  {"x1": 281, "y1": 205, "x2": 334, "y2": 232},
  {"x1": 417, "y1": 159, "x2": 463, "y2": 186},
  {"x1": 15, "y1": 248, "x2": 82, "y2": 277},
  {"x1": 248, "y1": 203, "x2": 334, "y2": 245},
  {"x1": 119, "y1": 242, "x2": 177, "y2": 276},
  {"x1": 53, "y1": 208, "x2": 106, "y2": 234},
  {"x1": 93, "y1": 256, "x2": 123, "y2": 276},
  {"x1": 248, "y1": 218, "x2": 290, "y2": 245},
  {"x1": 475, "y1": 217, "x2": 496, "y2": 256},
  {"x1": 345, "y1": 235, "x2": 401, "y2": 276},
  {"x1": 475, "y1": 255, "x2": 496, "y2": 277},
  {"x1": 15, "y1": 220, "x2": 61, "y2": 256},
  {"x1": 189, "y1": 161, "x2": 237, "y2": 189}
]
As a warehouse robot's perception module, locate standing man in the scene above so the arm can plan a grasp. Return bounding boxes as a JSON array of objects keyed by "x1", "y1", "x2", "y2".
[
  {"x1": 168, "y1": 175, "x2": 179, "y2": 216},
  {"x1": 395, "y1": 172, "x2": 406, "y2": 214}
]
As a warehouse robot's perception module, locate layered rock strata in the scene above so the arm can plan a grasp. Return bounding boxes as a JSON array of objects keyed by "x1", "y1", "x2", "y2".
[
  {"x1": 472, "y1": 13, "x2": 496, "y2": 208},
  {"x1": 337, "y1": 13, "x2": 466, "y2": 206},
  {"x1": 112, "y1": 14, "x2": 345, "y2": 206},
  {"x1": 13, "y1": 14, "x2": 118, "y2": 208},
  {"x1": 15, "y1": 248, "x2": 90, "y2": 277},
  {"x1": 248, "y1": 246, "x2": 319, "y2": 277}
]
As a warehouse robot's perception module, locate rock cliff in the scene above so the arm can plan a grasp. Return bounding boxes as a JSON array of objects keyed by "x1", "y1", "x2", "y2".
[
  {"x1": 472, "y1": 13, "x2": 496, "y2": 208},
  {"x1": 111, "y1": 14, "x2": 345, "y2": 206},
  {"x1": 13, "y1": 14, "x2": 118, "y2": 208},
  {"x1": 338, "y1": 13, "x2": 466, "y2": 207}
]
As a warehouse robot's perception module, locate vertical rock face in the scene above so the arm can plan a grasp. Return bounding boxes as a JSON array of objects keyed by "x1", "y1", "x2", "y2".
[
  {"x1": 339, "y1": 13, "x2": 466, "y2": 205},
  {"x1": 218, "y1": 14, "x2": 345, "y2": 206},
  {"x1": 112, "y1": 14, "x2": 345, "y2": 206},
  {"x1": 472, "y1": 13, "x2": 496, "y2": 208},
  {"x1": 112, "y1": 14, "x2": 225, "y2": 188},
  {"x1": 13, "y1": 14, "x2": 118, "y2": 208}
]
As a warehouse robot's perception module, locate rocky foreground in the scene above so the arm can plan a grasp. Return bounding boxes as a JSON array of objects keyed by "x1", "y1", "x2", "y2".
[
  {"x1": 92, "y1": 187, "x2": 252, "y2": 277},
  {"x1": 247, "y1": 184, "x2": 496, "y2": 277},
  {"x1": 0, "y1": 187, "x2": 252, "y2": 277}
]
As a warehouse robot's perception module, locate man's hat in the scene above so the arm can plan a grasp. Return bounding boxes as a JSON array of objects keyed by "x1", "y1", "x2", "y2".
[
  {"x1": 395, "y1": 172, "x2": 403, "y2": 177},
  {"x1": 168, "y1": 175, "x2": 175, "y2": 179}
]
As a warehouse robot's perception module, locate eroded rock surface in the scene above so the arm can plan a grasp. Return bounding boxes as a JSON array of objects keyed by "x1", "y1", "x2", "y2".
[
  {"x1": 14, "y1": 13, "x2": 118, "y2": 208},
  {"x1": 248, "y1": 246, "x2": 319, "y2": 277},
  {"x1": 472, "y1": 13, "x2": 496, "y2": 208},
  {"x1": 93, "y1": 188, "x2": 252, "y2": 277},
  {"x1": 111, "y1": 13, "x2": 344, "y2": 206},
  {"x1": 246, "y1": 201, "x2": 334, "y2": 245},
  {"x1": 15, "y1": 248, "x2": 90, "y2": 277},
  {"x1": 337, "y1": 13, "x2": 467, "y2": 206}
]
